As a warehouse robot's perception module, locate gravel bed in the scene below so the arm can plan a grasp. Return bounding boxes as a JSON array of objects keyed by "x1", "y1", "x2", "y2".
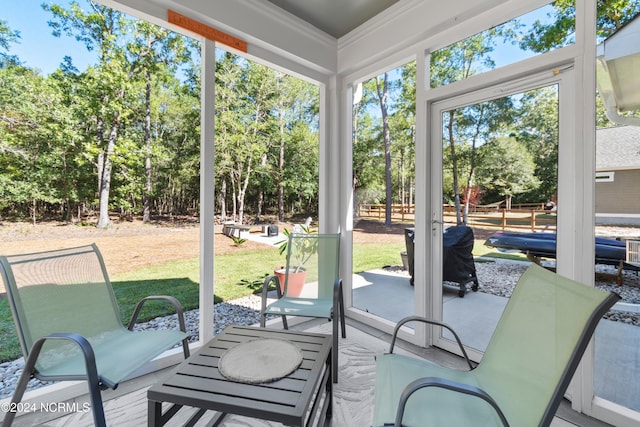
[
  {"x1": 473, "y1": 260, "x2": 640, "y2": 326},
  {"x1": 2, "y1": 261, "x2": 639, "y2": 400},
  {"x1": 0, "y1": 295, "x2": 271, "y2": 400}
]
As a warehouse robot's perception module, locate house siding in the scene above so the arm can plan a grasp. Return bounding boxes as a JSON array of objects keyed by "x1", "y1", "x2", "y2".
[{"x1": 596, "y1": 169, "x2": 640, "y2": 214}]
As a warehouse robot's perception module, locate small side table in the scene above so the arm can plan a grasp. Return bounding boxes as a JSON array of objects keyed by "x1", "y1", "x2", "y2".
[{"x1": 148, "y1": 325, "x2": 332, "y2": 426}]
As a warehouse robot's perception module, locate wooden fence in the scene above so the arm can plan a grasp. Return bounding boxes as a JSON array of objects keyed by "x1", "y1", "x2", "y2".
[{"x1": 358, "y1": 203, "x2": 556, "y2": 232}]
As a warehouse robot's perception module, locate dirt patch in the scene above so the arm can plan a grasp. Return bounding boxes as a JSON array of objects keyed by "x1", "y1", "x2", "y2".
[
  {"x1": 0, "y1": 218, "x2": 502, "y2": 277},
  {"x1": 0, "y1": 219, "x2": 269, "y2": 277},
  {"x1": 3, "y1": 217, "x2": 630, "y2": 281},
  {"x1": 0, "y1": 218, "x2": 411, "y2": 273}
]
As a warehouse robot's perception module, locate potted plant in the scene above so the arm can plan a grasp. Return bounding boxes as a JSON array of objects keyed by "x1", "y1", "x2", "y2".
[{"x1": 274, "y1": 225, "x2": 316, "y2": 297}]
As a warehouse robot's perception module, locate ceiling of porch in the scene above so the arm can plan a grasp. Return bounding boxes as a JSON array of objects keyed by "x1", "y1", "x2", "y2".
[{"x1": 266, "y1": 0, "x2": 400, "y2": 38}]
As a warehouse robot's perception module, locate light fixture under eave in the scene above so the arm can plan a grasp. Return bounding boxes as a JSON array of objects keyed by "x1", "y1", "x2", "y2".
[{"x1": 596, "y1": 14, "x2": 640, "y2": 126}]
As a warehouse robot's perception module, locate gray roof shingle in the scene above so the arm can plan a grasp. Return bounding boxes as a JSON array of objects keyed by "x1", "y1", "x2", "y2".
[{"x1": 596, "y1": 126, "x2": 640, "y2": 170}]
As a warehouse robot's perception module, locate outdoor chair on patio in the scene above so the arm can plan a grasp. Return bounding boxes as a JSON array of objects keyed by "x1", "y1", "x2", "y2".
[
  {"x1": 372, "y1": 263, "x2": 620, "y2": 427},
  {"x1": 260, "y1": 233, "x2": 345, "y2": 382},
  {"x1": 0, "y1": 244, "x2": 190, "y2": 427}
]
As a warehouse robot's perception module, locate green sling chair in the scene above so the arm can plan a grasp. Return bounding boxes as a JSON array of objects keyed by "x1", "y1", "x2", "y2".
[
  {"x1": 372, "y1": 263, "x2": 620, "y2": 427},
  {"x1": 0, "y1": 244, "x2": 190, "y2": 427},
  {"x1": 260, "y1": 233, "x2": 345, "y2": 383}
]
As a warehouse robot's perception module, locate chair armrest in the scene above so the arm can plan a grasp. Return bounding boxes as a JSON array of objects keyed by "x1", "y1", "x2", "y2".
[
  {"x1": 26, "y1": 332, "x2": 109, "y2": 388},
  {"x1": 261, "y1": 275, "x2": 280, "y2": 314},
  {"x1": 2, "y1": 333, "x2": 108, "y2": 427},
  {"x1": 261, "y1": 275, "x2": 282, "y2": 302},
  {"x1": 390, "y1": 316, "x2": 474, "y2": 370},
  {"x1": 128, "y1": 296, "x2": 185, "y2": 331},
  {"x1": 127, "y1": 296, "x2": 190, "y2": 357},
  {"x1": 394, "y1": 376, "x2": 510, "y2": 427}
]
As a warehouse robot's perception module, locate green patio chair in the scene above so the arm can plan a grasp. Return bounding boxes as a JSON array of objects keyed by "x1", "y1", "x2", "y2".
[
  {"x1": 372, "y1": 263, "x2": 620, "y2": 427},
  {"x1": 0, "y1": 244, "x2": 190, "y2": 427},
  {"x1": 260, "y1": 233, "x2": 345, "y2": 382}
]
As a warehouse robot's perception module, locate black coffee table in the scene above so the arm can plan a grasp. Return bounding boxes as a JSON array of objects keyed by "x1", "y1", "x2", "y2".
[{"x1": 148, "y1": 325, "x2": 332, "y2": 426}]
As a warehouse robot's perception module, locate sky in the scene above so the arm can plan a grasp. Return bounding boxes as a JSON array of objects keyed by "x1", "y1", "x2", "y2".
[
  {"x1": 2, "y1": 1, "x2": 556, "y2": 77},
  {"x1": 1, "y1": 0, "x2": 97, "y2": 75}
]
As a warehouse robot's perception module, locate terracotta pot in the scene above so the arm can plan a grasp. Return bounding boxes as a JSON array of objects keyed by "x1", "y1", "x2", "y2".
[{"x1": 274, "y1": 267, "x2": 306, "y2": 297}]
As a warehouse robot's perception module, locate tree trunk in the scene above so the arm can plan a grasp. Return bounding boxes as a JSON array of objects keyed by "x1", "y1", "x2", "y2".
[
  {"x1": 237, "y1": 160, "x2": 252, "y2": 224},
  {"x1": 463, "y1": 170, "x2": 474, "y2": 223},
  {"x1": 96, "y1": 116, "x2": 105, "y2": 204},
  {"x1": 230, "y1": 173, "x2": 238, "y2": 222},
  {"x1": 256, "y1": 153, "x2": 267, "y2": 221},
  {"x1": 219, "y1": 179, "x2": 227, "y2": 222},
  {"x1": 31, "y1": 199, "x2": 37, "y2": 226},
  {"x1": 400, "y1": 152, "x2": 406, "y2": 207},
  {"x1": 143, "y1": 72, "x2": 152, "y2": 223},
  {"x1": 447, "y1": 110, "x2": 462, "y2": 225},
  {"x1": 277, "y1": 137, "x2": 285, "y2": 221},
  {"x1": 463, "y1": 104, "x2": 484, "y2": 224},
  {"x1": 376, "y1": 73, "x2": 393, "y2": 227},
  {"x1": 97, "y1": 114, "x2": 119, "y2": 229}
]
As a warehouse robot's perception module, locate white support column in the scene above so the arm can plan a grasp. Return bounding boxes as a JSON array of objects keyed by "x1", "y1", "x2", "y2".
[
  {"x1": 572, "y1": 0, "x2": 598, "y2": 418},
  {"x1": 319, "y1": 75, "x2": 342, "y2": 235},
  {"x1": 199, "y1": 39, "x2": 216, "y2": 343},
  {"x1": 340, "y1": 80, "x2": 354, "y2": 310},
  {"x1": 413, "y1": 48, "x2": 430, "y2": 347}
]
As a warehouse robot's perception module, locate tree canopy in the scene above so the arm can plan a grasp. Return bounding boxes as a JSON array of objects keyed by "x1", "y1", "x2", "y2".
[
  {"x1": 0, "y1": 2, "x2": 319, "y2": 225},
  {"x1": 2, "y1": 0, "x2": 637, "y2": 226}
]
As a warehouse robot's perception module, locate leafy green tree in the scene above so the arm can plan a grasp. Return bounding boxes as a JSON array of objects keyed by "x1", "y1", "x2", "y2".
[
  {"x1": 274, "y1": 74, "x2": 319, "y2": 219},
  {"x1": 1, "y1": 2, "x2": 319, "y2": 224},
  {"x1": 0, "y1": 19, "x2": 20, "y2": 67},
  {"x1": 520, "y1": 0, "x2": 640, "y2": 52},
  {"x1": 352, "y1": 96, "x2": 385, "y2": 209},
  {"x1": 477, "y1": 136, "x2": 540, "y2": 209},
  {"x1": 432, "y1": 32, "x2": 504, "y2": 224},
  {"x1": 0, "y1": 66, "x2": 80, "y2": 223},
  {"x1": 515, "y1": 86, "x2": 559, "y2": 202},
  {"x1": 395, "y1": 63, "x2": 416, "y2": 208},
  {"x1": 373, "y1": 72, "x2": 394, "y2": 226},
  {"x1": 149, "y1": 73, "x2": 200, "y2": 217},
  {"x1": 214, "y1": 52, "x2": 318, "y2": 223},
  {"x1": 520, "y1": 0, "x2": 640, "y2": 128},
  {"x1": 127, "y1": 20, "x2": 192, "y2": 222},
  {"x1": 46, "y1": 1, "x2": 194, "y2": 226},
  {"x1": 46, "y1": 1, "x2": 136, "y2": 228},
  {"x1": 354, "y1": 65, "x2": 414, "y2": 225},
  {"x1": 214, "y1": 53, "x2": 271, "y2": 224}
]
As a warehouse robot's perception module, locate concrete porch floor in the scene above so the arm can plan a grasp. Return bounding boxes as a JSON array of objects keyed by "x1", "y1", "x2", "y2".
[{"x1": 352, "y1": 268, "x2": 640, "y2": 414}]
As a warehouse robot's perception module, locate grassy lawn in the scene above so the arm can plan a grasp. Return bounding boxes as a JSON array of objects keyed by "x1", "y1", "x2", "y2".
[
  {"x1": 353, "y1": 243, "x2": 405, "y2": 272},
  {"x1": 111, "y1": 249, "x2": 283, "y2": 325},
  {"x1": 0, "y1": 248, "x2": 283, "y2": 363},
  {"x1": 0, "y1": 239, "x2": 522, "y2": 363}
]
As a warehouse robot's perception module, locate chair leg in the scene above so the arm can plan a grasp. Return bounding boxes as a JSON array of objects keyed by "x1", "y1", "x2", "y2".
[
  {"x1": 260, "y1": 275, "x2": 288, "y2": 329},
  {"x1": 87, "y1": 373, "x2": 107, "y2": 427},
  {"x1": 339, "y1": 281, "x2": 346, "y2": 339},
  {"x1": 2, "y1": 336, "x2": 107, "y2": 427},
  {"x1": 331, "y1": 279, "x2": 346, "y2": 383},
  {"x1": 2, "y1": 351, "x2": 38, "y2": 427},
  {"x1": 332, "y1": 307, "x2": 338, "y2": 383},
  {"x1": 259, "y1": 312, "x2": 266, "y2": 328},
  {"x1": 64, "y1": 334, "x2": 107, "y2": 427}
]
